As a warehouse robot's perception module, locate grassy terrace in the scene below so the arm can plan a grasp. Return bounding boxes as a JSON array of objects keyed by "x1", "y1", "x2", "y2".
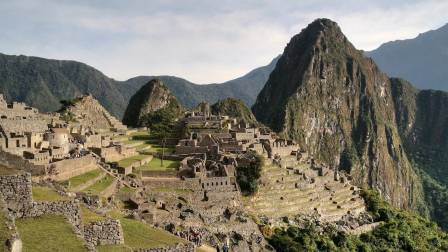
[
  {"x1": 32, "y1": 186, "x2": 67, "y2": 201},
  {"x1": 117, "y1": 154, "x2": 151, "y2": 168},
  {"x1": 149, "y1": 144, "x2": 175, "y2": 154},
  {"x1": 119, "y1": 186, "x2": 136, "y2": 194},
  {"x1": 82, "y1": 175, "x2": 115, "y2": 195},
  {"x1": 81, "y1": 206, "x2": 106, "y2": 223},
  {"x1": 0, "y1": 206, "x2": 13, "y2": 251},
  {"x1": 16, "y1": 215, "x2": 87, "y2": 252},
  {"x1": 136, "y1": 157, "x2": 179, "y2": 172},
  {"x1": 66, "y1": 169, "x2": 102, "y2": 189},
  {"x1": 97, "y1": 210, "x2": 185, "y2": 251}
]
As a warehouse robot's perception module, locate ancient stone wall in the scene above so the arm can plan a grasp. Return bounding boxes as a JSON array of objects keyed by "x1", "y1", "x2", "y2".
[
  {"x1": 141, "y1": 170, "x2": 178, "y2": 178},
  {"x1": 0, "y1": 151, "x2": 46, "y2": 176},
  {"x1": 47, "y1": 155, "x2": 97, "y2": 181},
  {"x1": 137, "y1": 242, "x2": 194, "y2": 252},
  {"x1": 17, "y1": 200, "x2": 83, "y2": 235},
  {"x1": 0, "y1": 172, "x2": 32, "y2": 211},
  {"x1": 84, "y1": 219, "x2": 124, "y2": 246}
]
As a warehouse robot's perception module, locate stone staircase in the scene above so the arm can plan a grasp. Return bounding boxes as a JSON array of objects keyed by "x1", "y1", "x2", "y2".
[{"x1": 245, "y1": 163, "x2": 366, "y2": 222}]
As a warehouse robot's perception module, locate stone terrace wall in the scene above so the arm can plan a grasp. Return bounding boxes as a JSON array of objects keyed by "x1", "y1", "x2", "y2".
[
  {"x1": 136, "y1": 242, "x2": 195, "y2": 252},
  {"x1": 0, "y1": 151, "x2": 45, "y2": 176},
  {"x1": 0, "y1": 173, "x2": 32, "y2": 211},
  {"x1": 48, "y1": 155, "x2": 97, "y2": 181},
  {"x1": 17, "y1": 200, "x2": 83, "y2": 235},
  {"x1": 141, "y1": 170, "x2": 178, "y2": 178},
  {"x1": 84, "y1": 219, "x2": 124, "y2": 246}
]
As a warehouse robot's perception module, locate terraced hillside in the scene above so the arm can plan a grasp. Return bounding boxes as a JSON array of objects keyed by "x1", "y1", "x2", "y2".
[{"x1": 245, "y1": 162, "x2": 365, "y2": 223}]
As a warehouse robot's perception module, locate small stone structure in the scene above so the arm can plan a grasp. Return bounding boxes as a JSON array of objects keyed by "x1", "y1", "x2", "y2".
[
  {"x1": 136, "y1": 242, "x2": 195, "y2": 252},
  {"x1": 0, "y1": 172, "x2": 32, "y2": 211},
  {"x1": 84, "y1": 219, "x2": 124, "y2": 246}
]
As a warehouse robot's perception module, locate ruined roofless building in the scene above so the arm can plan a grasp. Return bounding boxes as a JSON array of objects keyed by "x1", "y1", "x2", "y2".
[{"x1": 0, "y1": 94, "x2": 55, "y2": 155}]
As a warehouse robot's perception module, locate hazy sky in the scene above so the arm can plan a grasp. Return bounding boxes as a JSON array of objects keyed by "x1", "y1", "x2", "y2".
[{"x1": 1, "y1": 0, "x2": 447, "y2": 83}]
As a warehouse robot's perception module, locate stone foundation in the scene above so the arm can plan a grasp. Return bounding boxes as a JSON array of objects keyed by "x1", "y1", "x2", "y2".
[
  {"x1": 136, "y1": 242, "x2": 194, "y2": 252},
  {"x1": 0, "y1": 172, "x2": 32, "y2": 211},
  {"x1": 17, "y1": 200, "x2": 83, "y2": 235},
  {"x1": 84, "y1": 219, "x2": 124, "y2": 246}
]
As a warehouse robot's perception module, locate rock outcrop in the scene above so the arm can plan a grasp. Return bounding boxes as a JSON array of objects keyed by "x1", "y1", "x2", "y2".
[
  {"x1": 210, "y1": 98, "x2": 259, "y2": 126},
  {"x1": 252, "y1": 18, "x2": 424, "y2": 210},
  {"x1": 122, "y1": 79, "x2": 183, "y2": 127},
  {"x1": 59, "y1": 94, "x2": 127, "y2": 132}
]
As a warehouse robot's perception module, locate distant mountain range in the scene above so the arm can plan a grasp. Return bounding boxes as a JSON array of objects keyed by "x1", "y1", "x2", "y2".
[
  {"x1": 368, "y1": 23, "x2": 448, "y2": 91},
  {"x1": 0, "y1": 53, "x2": 279, "y2": 119}
]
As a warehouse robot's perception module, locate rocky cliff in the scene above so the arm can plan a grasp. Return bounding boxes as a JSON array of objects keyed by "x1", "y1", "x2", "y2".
[
  {"x1": 391, "y1": 78, "x2": 448, "y2": 229},
  {"x1": 122, "y1": 79, "x2": 183, "y2": 127},
  {"x1": 252, "y1": 18, "x2": 424, "y2": 210}
]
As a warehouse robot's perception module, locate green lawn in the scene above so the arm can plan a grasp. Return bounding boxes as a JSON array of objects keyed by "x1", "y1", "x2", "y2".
[
  {"x1": 135, "y1": 143, "x2": 152, "y2": 151},
  {"x1": 98, "y1": 211, "x2": 185, "y2": 250},
  {"x1": 32, "y1": 186, "x2": 67, "y2": 202},
  {"x1": 97, "y1": 244, "x2": 131, "y2": 252},
  {"x1": 0, "y1": 206, "x2": 13, "y2": 251},
  {"x1": 119, "y1": 186, "x2": 136, "y2": 194},
  {"x1": 136, "y1": 157, "x2": 179, "y2": 171},
  {"x1": 16, "y1": 215, "x2": 87, "y2": 252},
  {"x1": 150, "y1": 145, "x2": 175, "y2": 154},
  {"x1": 81, "y1": 206, "x2": 106, "y2": 224},
  {"x1": 66, "y1": 169, "x2": 102, "y2": 189},
  {"x1": 117, "y1": 154, "x2": 151, "y2": 168},
  {"x1": 129, "y1": 131, "x2": 151, "y2": 140},
  {"x1": 82, "y1": 175, "x2": 115, "y2": 195}
]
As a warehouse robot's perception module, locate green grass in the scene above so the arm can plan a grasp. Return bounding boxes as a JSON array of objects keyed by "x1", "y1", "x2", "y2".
[
  {"x1": 81, "y1": 206, "x2": 106, "y2": 223},
  {"x1": 135, "y1": 143, "x2": 152, "y2": 151},
  {"x1": 136, "y1": 157, "x2": 179, "y2": 171},
  {"x1": 82, "y1": 175, "x2": 115, "y2": 195},
  {"x1": 129, "y1": 131, "x2": 151, "y2": 139},
  {"x1": 150, "y1": 145, "x2": 175, "y2": 154},
  {"x1": 97, "y1": 244, "x2": 131, "y2": 252},
  {"x1": 117, "y1": 154, "x2": 151, "y2": 168},
  {"x1": 16, "y1": 215, "x2": 87, "y2": 252},
  {"x1": 119, "y1": 186, "x2": 136, "y2": 194},
  {"x1": 99, "y1": 211, "x2": 184, "y2": 250},
  {"x1": 120, "y1": 218, "x2": 184, "y2": 248},
  {"x1": 0, "y1": 207, "x2": 13, "y2": 251},
  {"x1": 32, "y1": 186, "x2": 67, "y2": 202},
  {"x1": 66, "y1": 169, "x2": 102, "y2": 189}
]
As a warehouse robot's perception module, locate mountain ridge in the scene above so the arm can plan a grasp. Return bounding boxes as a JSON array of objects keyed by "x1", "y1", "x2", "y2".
[
  {"x1": 0, "y1": 52, "x2": 279, "y2": 119},
  {"x1": 368, "y1": 22, "x2": 448, "y2": 91}
]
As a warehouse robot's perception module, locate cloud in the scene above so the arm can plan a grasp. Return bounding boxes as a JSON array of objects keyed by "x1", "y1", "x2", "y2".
[{"x1": 0, "y1": 0, "x2": 447, "y2": 83}]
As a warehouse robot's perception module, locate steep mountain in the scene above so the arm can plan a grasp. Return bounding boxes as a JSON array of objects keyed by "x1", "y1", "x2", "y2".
[
  {"x1": 0, "y1": 53, "x2": 278, "y2": 119},
  {"x1": 211, "y1": 98, "x2": 259, "y2": 126},
  {"x1": 122, "y1": 79, "x2": 183, "y2": 127},
  {"x1": 252, "y1": 18, "x2": 424, "y2": 211},
  {"x1": 368, "y1": 23, "x2": 448, "y2": 91},
  {"x1": 391, "y1": 78, "x2": 448, "y2": 229},
  {"x1": 121, "y1": 56, "x2": 280, "y2": 108}
]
